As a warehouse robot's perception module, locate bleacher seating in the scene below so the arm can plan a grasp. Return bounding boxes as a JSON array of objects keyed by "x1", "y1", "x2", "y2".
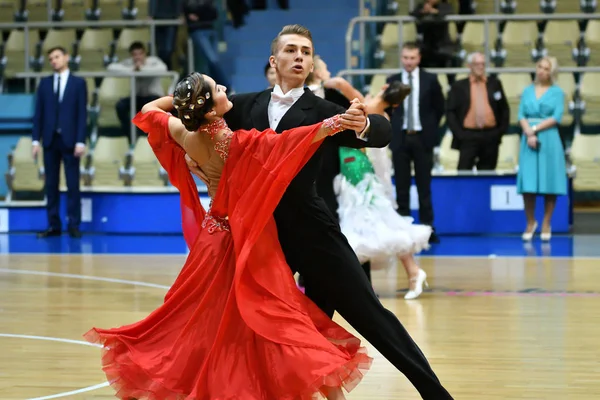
[
  {"x1": 1, "y1": 0, "x2": 600, "y2": 199},
  {"x1": 127, "y1": 136, "x2": 167, "y2": 187},
  {"x1": 6, "y1": 136, "x2": 43, "y2": 195},
  {"x1": 570, "y1": 134, "x2": 600, "y2": 191},
  {"x1": 88, "y1": 135, "x2": 130, "y2": 186}
]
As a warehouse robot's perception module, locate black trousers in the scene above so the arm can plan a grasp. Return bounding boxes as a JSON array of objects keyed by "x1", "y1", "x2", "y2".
[
  {"x1": 276, "y1": 197, "x2": 452, "y2": 399},
  {"x1": 392, "y1": 133, "x2": 434, "y2": 225},
  {"x1": 43, "y1": 134, "x2": 81, "y2": 231},
  {"x1": 457, "y1": 128, "x2": 500, "y2": 171}
]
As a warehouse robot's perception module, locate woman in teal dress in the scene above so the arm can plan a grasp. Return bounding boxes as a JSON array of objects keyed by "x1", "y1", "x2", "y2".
[{"x1": 517, "y1": 56, "x2": 567, "y2": 241}]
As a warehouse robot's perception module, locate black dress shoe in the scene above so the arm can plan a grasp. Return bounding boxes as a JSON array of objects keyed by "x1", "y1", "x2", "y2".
[
  {"x1": 68, "y1": 228, "x2": 82, "y2": 238},
  {"x1": 37, "y1": 228, "x2": 62, "y2": 238}
]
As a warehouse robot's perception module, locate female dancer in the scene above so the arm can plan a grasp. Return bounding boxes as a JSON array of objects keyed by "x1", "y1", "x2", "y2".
[
  {"x1": 308, "y1": 64, "x2": 432, "y2": 300},
  {"x1": 84, "y1": 72, "x2": 371, "y2": 400}
]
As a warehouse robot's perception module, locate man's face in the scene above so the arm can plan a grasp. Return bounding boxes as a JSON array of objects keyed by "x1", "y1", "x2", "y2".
[
  {"x1": 269, "y1": 34, "x2": 314, "y2": 88},
  {"x1": 401, "y1": 47, "x2": 421, "y2": 72},
  {"x1": 48, "y1": 49, "x2": 68, "y2": 72},
  {"x1": 131, "y1": 48, "x2": 146, "y2": 65},
  {"x1": 469, "y1": 53, "x2": 486, "y2": 79}
]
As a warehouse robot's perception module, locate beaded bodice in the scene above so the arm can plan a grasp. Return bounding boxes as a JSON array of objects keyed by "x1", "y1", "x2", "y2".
[{"x1": 199, "y1": 118, "x2": 233, "y2": 162}]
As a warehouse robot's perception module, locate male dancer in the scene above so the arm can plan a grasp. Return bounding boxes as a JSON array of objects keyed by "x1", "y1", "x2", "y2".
[{"x1": 186, "y1": 24, "x2": 453, "y2": 399}]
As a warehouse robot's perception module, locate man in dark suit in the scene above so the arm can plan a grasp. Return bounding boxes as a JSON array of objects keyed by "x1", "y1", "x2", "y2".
[
  {"x1": 446, "y1": 52, "x2": 510, "y2": 170},
  {"x1": 186, "y1": 25, "x2": 453, "y2": 399},
  {"x1": 32, "y1": 46, "x2": 88, "y2": 238},
  {"x1": 387, "y1": 41, "x2": 444, "y2": 243}
]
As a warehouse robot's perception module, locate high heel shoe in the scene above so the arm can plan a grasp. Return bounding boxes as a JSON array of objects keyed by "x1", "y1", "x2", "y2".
[
  {"x1": 540, "y1": 227, "x2": 552, "y2": 241},
  {"x1": 404, "y1": 269, "x2": 428, "y2": 300},
  {"x1": 522, "y1": 221, "x2": 538, "y2": 241}
]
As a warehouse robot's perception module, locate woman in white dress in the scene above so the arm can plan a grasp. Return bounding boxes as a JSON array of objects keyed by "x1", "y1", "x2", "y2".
[{"x1": 308, "y1": 57, "x2": 431, "y2": 299}]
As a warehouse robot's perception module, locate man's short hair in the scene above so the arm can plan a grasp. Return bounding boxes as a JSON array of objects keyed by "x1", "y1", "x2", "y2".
[
  {"x1": 270, "y1": 24, "x2": 314, "y2": 55},
  {"x1": 128, "y1": 41, "x2": 146, "y2": 53},
  {"x1": 401, "y1": 41, "x2": 420, "y2": 52},
  {"x1": 47, "y1": 46, "x2": 67, "y2": 56}
]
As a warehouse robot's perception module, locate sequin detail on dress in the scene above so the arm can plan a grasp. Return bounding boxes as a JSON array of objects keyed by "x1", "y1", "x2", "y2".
[
  {"x1": 322, "y1": 115, "x2": 344, "y2": 136},
  {"x1": 199, "y1": 118, "x2": 233, "y2": 162},
  {"x1": 202, "y1": 210, "x2": 231, "y2": 233}
]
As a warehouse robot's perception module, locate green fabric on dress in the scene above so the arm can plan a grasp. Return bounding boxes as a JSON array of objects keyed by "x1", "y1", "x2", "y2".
[{"x1": 338, "y1": 147, "x2": 374, "y2": 186}]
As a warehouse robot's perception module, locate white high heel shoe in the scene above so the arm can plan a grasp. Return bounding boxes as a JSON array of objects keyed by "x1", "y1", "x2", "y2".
[
  {"x1": 405, "y1": 269, "x2": 428, "y2": 300},
  {"x1": 540, "y1": 228, "x2": 552, "y2": 241},
  {"x1": 522, "y1": 221, "x2": 538, "y2": 241}
]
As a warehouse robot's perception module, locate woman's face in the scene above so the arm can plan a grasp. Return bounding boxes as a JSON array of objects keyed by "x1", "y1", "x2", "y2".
[
  {"x1": 536, "y1": 59, "x2": 552, "y2": 84},
  {"x1": 203, "y1": 75, "x2": 233, "y2": 119}
]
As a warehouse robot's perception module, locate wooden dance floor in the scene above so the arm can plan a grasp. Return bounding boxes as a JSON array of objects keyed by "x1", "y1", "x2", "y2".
[{"x1": 1, "y1": 253, "x2": 599, "y2": 399}]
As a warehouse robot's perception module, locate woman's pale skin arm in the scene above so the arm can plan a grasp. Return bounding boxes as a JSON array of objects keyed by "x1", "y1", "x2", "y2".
[
  {"x1": 520, "y1": 117, "x2": 558, "y2": 137},
  {"x1": 324, "y1": 77, "x2": 366, "y2": 103},
  {"x1": 141, "y1": 96, "x2": 210, "y2": 165}
]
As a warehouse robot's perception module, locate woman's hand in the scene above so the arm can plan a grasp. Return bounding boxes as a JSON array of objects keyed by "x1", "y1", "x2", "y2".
[
  {"x1": 185, "y1": 154, "x2": 209, "y2": 185},
  {"x1": 526, "y1": 135, "x2": 539, "y2": 150},
  {"x1": 523, "y1": 127, "x2": 535, "y2": 137}
]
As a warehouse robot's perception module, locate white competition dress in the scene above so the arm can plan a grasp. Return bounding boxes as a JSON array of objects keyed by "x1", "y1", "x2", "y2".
[{"x1": 334, "y1": 147, "x2": 431, "y2": 267}]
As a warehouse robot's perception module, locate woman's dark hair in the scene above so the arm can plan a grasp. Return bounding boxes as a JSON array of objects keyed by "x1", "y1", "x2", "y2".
[
  {"x1": 172, "y1": 72, "x2": 215, "y2": 131},
  {"x1": 382, "y1": 81, "x2": 412, "y2": 106}
]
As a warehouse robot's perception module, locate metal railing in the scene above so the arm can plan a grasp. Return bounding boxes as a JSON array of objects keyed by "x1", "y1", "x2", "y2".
[
  {"x1": 16, "y1": 70, "x2": 180, "y2": 144},
  {"x1": 337, "y1": 66, "x2": 600, "y2": 79},
  {"x1": 345, "y1": 13, "x2": 600, "y2": 71}
]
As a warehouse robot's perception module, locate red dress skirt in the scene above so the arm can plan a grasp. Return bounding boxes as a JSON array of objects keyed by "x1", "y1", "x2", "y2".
[{"x1": 84, "y1": 111, "x2": 372, "y2": 399}]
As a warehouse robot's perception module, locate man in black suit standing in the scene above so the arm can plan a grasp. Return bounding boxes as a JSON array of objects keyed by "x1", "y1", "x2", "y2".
[
  {"x1": 187, "y1": 25, "x2": 453, "y2": 399},
  {"x1": 32, "y1": 46, "x2": 88, "y2": 238},
  {"x1": 387, "y1": 42, "x2": 444, "y2": 243},
  {"x1": 446, "y1": 52, "x2": 510, "y2": 170}
]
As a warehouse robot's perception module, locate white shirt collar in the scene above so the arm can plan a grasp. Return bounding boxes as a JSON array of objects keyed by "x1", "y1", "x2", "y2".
[
  {"x1": 272, "y1": 84, "x2": 305, "y2": 101},
  {"x1": 403, "y1": 67, "x2": 419, "y2": 77},
  {"x1": 54, "y1": 69, "x2": 70, "y2": 80}
]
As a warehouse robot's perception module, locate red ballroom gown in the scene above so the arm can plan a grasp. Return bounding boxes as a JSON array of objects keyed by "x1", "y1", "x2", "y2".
[{"x1": 84, "y1": 110, "x2": 372, "y2": 400}]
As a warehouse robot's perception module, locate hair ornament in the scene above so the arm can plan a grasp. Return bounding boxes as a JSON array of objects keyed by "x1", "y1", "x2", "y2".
[
  {"x1": 197, "y1": 97, "x2": 205, "y2": 105},
  {"x1": 205, "y1": 92, "x2": 211, "y2": 99}
]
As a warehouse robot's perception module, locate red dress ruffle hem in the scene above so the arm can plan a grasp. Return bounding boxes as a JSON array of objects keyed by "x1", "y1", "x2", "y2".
[{"x1": 84, "y1": 111, "x2": 372, "y2": 399}]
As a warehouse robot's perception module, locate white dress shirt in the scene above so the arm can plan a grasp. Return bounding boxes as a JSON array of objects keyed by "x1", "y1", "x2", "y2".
[
  {"x1": 268, "y1": 84, "x2": 370, "y2": 138},
  {"x1": 268, "y1": 85, "x2": 306, "y2": 130},
  {"x1": 402, "y1": 67, "x2": 422, "y2": 131},
  {"x1": 32, "y1": 69, "x2": 85, "y2": 149}
]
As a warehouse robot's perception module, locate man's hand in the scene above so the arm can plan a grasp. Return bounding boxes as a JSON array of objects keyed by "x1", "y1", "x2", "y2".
[
  {"x1": 185, "y1": 153, "x2": 209, "y2": 186},
  {"x1": 339, "y1": 98, "x2": 368, "y2": 132},
  {"x1": 32, "y1": 143, "x2": 40, "y2": 159},
  {"x1": 74, "y1": 144, "x2": 86, "y2": 158}
]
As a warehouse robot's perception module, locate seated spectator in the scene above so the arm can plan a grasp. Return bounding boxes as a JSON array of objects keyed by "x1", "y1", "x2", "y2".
[{"x1": 108, "y1": 41, "x2": 167, "y2": 139}]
